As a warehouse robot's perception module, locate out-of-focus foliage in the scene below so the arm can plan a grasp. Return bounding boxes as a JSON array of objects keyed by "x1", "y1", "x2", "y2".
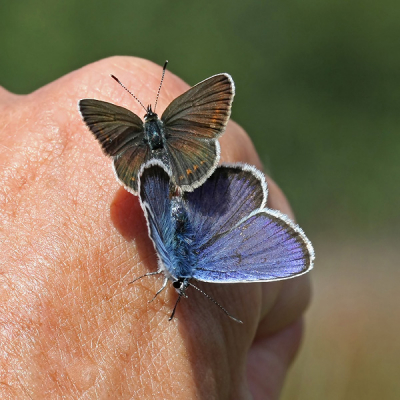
[{"x1": 1, "y1": 0, "x2": 399, "y2": 236}]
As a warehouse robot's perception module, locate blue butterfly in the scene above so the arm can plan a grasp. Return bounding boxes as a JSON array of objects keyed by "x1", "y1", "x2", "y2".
[
  {"x1": 78, "y1": 61, "x2": 235, "y2": 194},
  {"x1": 135, "y1": 160, "x2": 315, "y2": 322}
]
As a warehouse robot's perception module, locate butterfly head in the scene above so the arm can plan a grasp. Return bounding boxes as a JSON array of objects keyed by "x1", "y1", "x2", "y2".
[
  {"x1": 144, "y1": 105, "x2": 158, "y2": 122},
  {"x1": 172, "y1": 278, "x2": 189, "y2": 298}
]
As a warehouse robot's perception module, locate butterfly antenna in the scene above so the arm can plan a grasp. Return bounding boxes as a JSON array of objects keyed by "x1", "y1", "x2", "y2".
[
  {"x1": 128, "y1": 270, "x2": 162, "y2": 285},
  {"x1": 169, "y1": 294, "x2": 182, "y2": 321},
  {"x1": 110, "y1": 74, "x2": 147, "y2": 112},
  {"x1": 188, "y1": 282, "x2": 243, "y2": 324},
  {"x1": 154, "y1": 60, "x2": 168, "y2": 113}
]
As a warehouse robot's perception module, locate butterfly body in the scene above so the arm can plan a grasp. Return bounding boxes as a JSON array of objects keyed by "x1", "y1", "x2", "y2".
[
  {"x1": 143, "y1": 106, "x2": 165, "y2": 151},
  {"x1": 159, "y1": 195, "x2": 197, "y2": 281}
]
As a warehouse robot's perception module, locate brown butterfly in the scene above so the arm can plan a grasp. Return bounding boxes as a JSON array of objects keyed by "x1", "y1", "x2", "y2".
[{"x1": 78, "y1": 61, "x2": 235, "y2": 194}]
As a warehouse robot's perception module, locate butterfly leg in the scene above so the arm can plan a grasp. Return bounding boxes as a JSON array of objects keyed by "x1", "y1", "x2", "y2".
[
  {"x1": 148, "y1": 276, "x2": 169, "y2": 303},
  {"x1": 169, "y1": 295, "x2": 182, "y2": 321},
  {"x1": 128, "y1": 270, "x2": 163, "y2": 285},
  {"x1": 168, "y1": 278, "x2": 190, "y2": 321}
]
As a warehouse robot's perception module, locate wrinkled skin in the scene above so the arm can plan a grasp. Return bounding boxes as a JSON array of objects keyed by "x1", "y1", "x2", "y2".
[{"x1": 0, "y1": 57, "x2": 311, "y2": 399}]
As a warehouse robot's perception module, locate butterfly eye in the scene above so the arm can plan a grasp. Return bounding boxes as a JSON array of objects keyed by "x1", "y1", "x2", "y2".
[{"x1": 172, "y1": 281, "x2": 181, "y2": 289}]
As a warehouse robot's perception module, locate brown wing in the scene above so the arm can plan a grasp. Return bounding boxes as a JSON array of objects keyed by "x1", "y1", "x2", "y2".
[
  {"x1": 113, "y1": 142, "x2": 150, "y2": 194},
  {"x1": 161, "y1": 74, "x2": 234, "y2": 139},
  {"x1": 79, "y1": 99, "x2": 144, "y2": 156},
  {"x1": 165, "y1": 136, "x2": 220, "y2": 192}
]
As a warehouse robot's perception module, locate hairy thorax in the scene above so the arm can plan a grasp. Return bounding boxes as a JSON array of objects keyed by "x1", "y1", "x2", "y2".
[{"x1": 170, "y1": 197, "x2": 197, "y2": 279}]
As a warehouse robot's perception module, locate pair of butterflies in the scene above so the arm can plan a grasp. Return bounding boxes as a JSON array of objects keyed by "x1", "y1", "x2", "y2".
[{"x1": 78, "y1": 63, "x2": 314, "y2": 322}]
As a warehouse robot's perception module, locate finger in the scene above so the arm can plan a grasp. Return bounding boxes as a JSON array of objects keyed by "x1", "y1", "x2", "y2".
[
  {"x1": 247, "y1": 319, "x2": 304, "y2": 399},
  {"x1": 258, "y1": 275, "x2": 312, "y2": 337}
]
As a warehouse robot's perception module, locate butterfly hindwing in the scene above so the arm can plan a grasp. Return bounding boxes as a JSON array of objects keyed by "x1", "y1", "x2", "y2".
[
  {"x1": 113, "y1": 142, "x2": 150, "y2": 193},
  {"x1": 184, "y1": 164, "x2": 267, "y2": 245},
  {"x1": 165, "y1": 136, "x2": 220, "y2": 191}
]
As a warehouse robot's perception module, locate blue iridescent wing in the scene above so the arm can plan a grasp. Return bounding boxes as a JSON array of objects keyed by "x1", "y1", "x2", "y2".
[
  {"x1": 138, "y1": 161, "x2": 175, "y2": 275},
  {"x1": 193, "y1": 209, "x2": 314, "y2": 283},
  {"x1": 185, "y1": 164, "x2": 314, "y2": 282},
  {"x1": 184, "y1": 164, "x2": 267, "y2": 247}
]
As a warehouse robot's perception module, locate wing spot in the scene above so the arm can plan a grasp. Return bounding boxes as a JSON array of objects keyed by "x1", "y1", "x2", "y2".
[
  {"x1": 131, "y1": 177, "x2": 135, "y2": 181},
  {"x1": 193, "y1": 165, "x2": 199, "y2": 171},
  {"x1": 179, "y1": 175, "x2": 184, "y2": 180},
  {"x1": 200, "y1": 161, "x2": 205, "y2": 165},
  {"x1": 186, "y1": 169, "x2": 193, "y2": 175}
]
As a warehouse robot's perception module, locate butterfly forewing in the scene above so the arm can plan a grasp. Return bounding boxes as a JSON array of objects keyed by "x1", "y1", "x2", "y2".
[
  {"x1": 79, "y1": 99, "x2": 144, "y2": 156},
  {"x1": 161, "y1": 74, "x2": 234, "y2": 139}
]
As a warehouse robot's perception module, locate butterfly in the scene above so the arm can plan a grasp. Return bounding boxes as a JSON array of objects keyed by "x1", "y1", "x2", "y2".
[
  {"x1": 135, "y1": 160, "x2": 315, "y2": 322},
  {"x1": 78, "y1": 61, "x2": 235, "y2": 194}
]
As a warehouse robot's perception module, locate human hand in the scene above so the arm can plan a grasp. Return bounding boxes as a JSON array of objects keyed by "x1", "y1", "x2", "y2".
[{"x1": 0, "y1": 57, "x2": 311, "y2": 399}]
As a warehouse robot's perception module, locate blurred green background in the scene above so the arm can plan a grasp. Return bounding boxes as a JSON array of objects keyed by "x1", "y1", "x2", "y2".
[{"x1": 1, "y1": 1, "x2": 399, "y2": 398}]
